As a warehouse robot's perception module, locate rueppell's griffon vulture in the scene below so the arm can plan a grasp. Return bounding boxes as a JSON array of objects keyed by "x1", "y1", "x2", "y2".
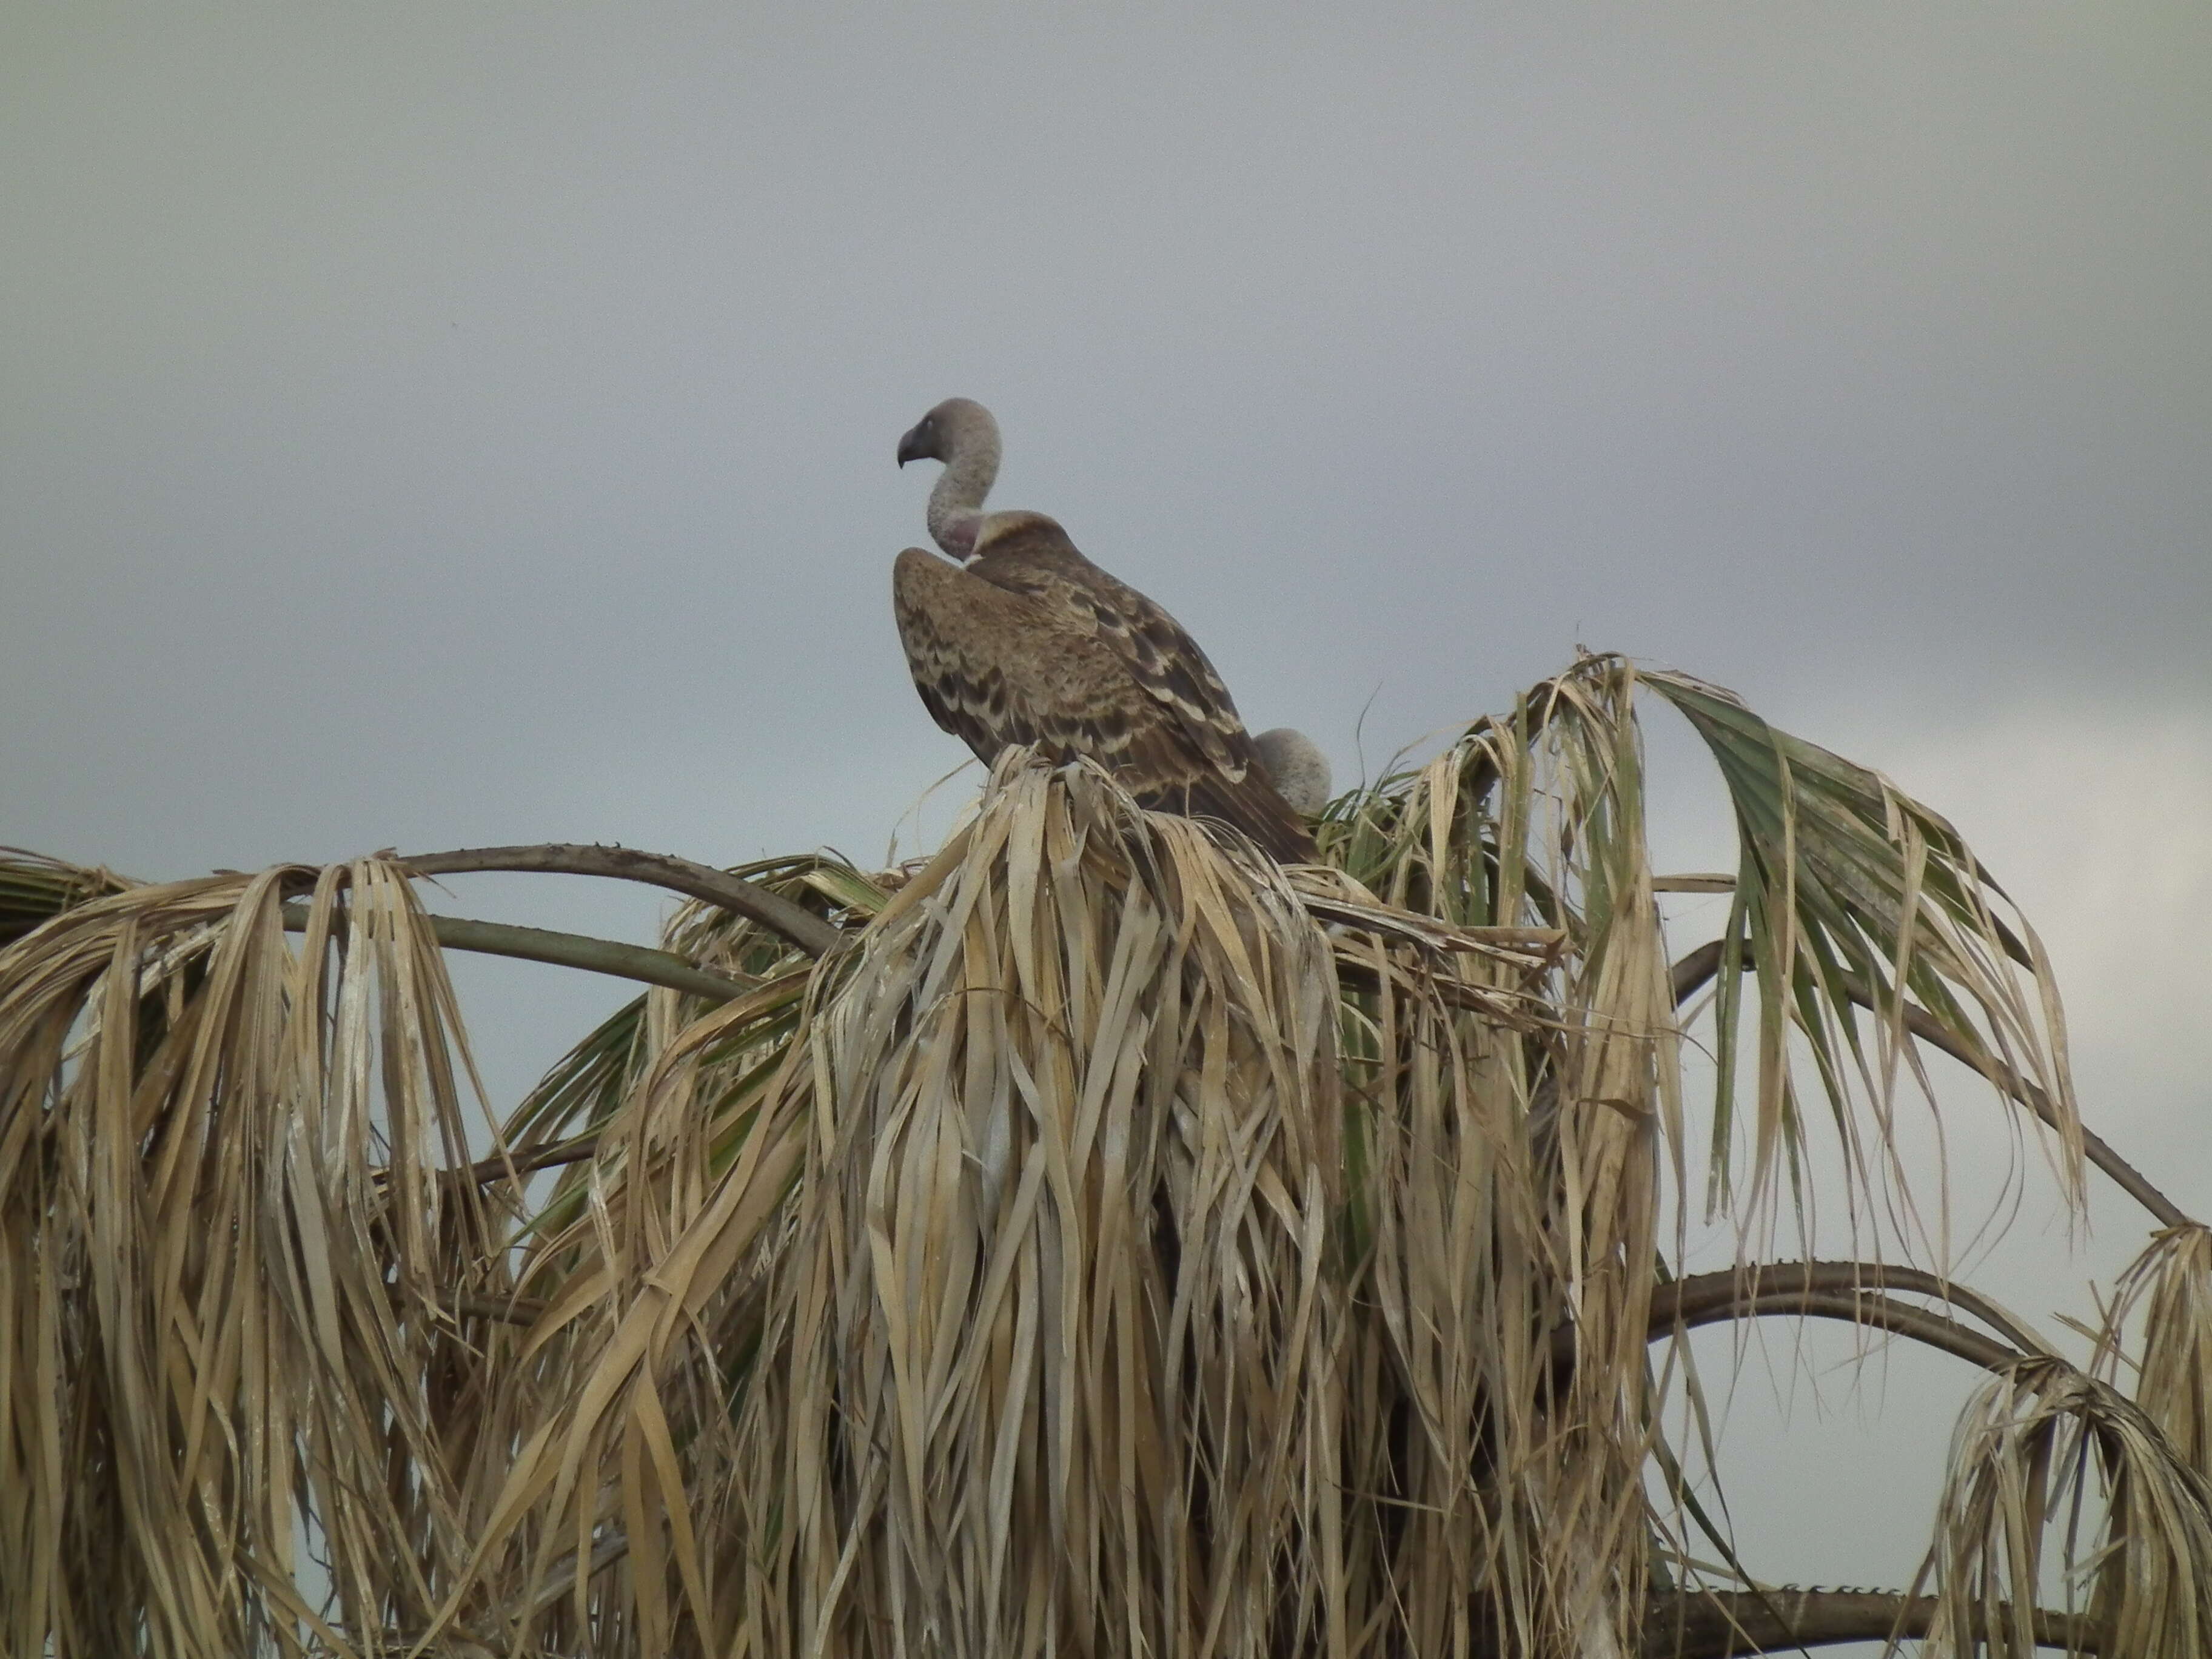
[{"x1": 893, "y1": 397, "x2": 1317, "y2": 862}]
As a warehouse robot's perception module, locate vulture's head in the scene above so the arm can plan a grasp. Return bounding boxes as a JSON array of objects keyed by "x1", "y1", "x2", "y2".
[
  {"x1": 899, "y1": 397, "x2": 1003, "y2": 560},
  {"x1": 896, "y1": 397, "x2": 999, "y2": 470},
  {"x1": 1253, "y1": 728, "x2": 1334, "y2": 818}
]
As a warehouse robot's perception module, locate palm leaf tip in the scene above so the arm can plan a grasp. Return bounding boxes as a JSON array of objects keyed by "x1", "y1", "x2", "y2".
[{"x1": 1638, "y1": 666, "x2": 2085, "y2": 1228}]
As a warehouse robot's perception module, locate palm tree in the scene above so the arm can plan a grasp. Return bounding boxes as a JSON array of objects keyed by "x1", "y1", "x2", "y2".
[{"x1": 1, "y1": 654, "x2": 2204, "y2": 1658}]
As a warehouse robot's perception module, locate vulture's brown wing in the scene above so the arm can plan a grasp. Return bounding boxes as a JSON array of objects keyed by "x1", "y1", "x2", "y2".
[
  {"x1": 893, "y1": 543, "x2": 1315, "y2": 862},
  {"x1": 965, "y1": 514, "x2": 1257, "y2": 781}
]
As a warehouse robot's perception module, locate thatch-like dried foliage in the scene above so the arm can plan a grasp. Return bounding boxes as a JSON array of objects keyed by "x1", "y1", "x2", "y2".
[
  {"x1": 454, "y1": 736, "x2": 1663, "y2": 1659},
  {"x1": 0, "y1": 654, "x2": 2131, "y2": 1658},
  {"x1": 0, "y1": 844, "x2": 135, "y2": 947},
  {"x1": 1909, "y1": 1357, "x2": 2212, "y2": 1658},
  {"x1": 0, "y1": 861, "x2": 513, "y2": 1656},
  {"x1": 2096, "y1": 1226, "x2": 2212, "y2": 1480}
]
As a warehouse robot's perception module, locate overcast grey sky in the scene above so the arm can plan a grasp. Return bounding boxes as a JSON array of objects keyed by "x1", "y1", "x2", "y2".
[{"x1": 6, "y1": 4, "x2": 2208, "y2": 1633}]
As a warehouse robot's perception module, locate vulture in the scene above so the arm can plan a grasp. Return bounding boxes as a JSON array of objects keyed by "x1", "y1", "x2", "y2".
[
  {"x1": 1252, "y1": 728, "x2": 1333, "y2": 817},
  {"x1": 893, "y1": 397, "x2": 1318, "y2": 863}
]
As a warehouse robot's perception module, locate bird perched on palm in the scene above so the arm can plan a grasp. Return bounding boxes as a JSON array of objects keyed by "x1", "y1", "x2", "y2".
[{"x1": 892, "y1": 397, "x2": 1318, "y2": 862}]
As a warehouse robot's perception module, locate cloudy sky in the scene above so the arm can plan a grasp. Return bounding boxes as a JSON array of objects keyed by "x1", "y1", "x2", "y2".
[{"x1": 7, "y1": 3, "x2": 2208, "y2": 1631}]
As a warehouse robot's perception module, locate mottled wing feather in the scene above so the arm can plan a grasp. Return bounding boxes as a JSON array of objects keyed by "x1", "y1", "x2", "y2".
[
  {"x1": 894, "y1": 547, "x2": 1141, "y2": 768},
  {"x1": 892, "y1": 543, "x2": 1315, "y2": 861},
  {"x1": 965, "y1": 517, "x2": 1258, "y2": 780}
]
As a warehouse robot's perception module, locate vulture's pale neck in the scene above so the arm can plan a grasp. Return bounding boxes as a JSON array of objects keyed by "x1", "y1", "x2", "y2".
[{"x1": 928, "y1": 415, "x2": 1001, "y2": 558}]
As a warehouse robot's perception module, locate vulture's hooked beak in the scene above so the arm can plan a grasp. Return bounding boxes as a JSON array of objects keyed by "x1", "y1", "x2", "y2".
[{"x1": 895, "y1": 424, "x2": 928, "y2": 468}]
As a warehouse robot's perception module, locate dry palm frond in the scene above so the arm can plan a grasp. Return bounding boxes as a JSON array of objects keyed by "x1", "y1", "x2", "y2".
[
  {"x1": 0, "y1": 859, "x2": 518, "y2": 1658},
  {"x1": 1909, "y1": 1356, "x2": 2212, "y2": 1658},
  {"x1": 497, "y1": 853, "x2": 886, "y2": 1174},
  {"x1": 2094, "y1": 1226, "x2": 2212, "y2": 1480},
  {"x1": 1323, "y1": 663, "x2": 1680, "y2": 1658},
  {"x1": 1313, "y1": 657, "x2": 2095, "y2": 1645},
  {"x1": 0, "y1": 845, "x2": 137, "y2": 946},
  {"x1": 0, "y1": 655, "x2": 2115, "y2": 1658},
  {"x1": 775, "y1": 756, "x2": 1348, "y2": 1659},
  {"x1": 452, "y1": 754, "x2": 1353, "y2": 1657},
  {"x1": 412, "y1": 862, "x2": 886, "y2": 1654},
  {"x1": 1324, "y1": 659, "x2": 2081, "y2": 1256},
  {"x1": 457, "y1": 716, "x2": 1678, "y2": 1659}
]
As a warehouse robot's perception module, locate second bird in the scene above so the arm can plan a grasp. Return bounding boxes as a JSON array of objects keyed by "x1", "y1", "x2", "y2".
[{"x1": 893, "y1": 398, "x2": 1316, "y2": 863}]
